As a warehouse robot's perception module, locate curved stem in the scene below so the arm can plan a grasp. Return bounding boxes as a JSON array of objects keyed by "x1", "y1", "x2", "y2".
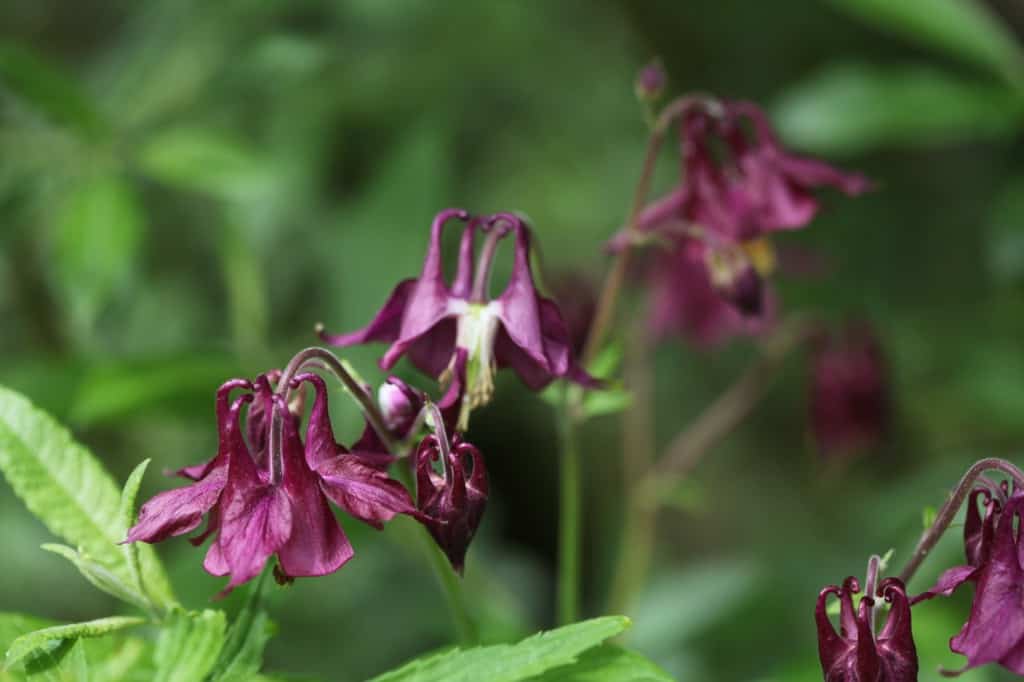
[
  {"x1": 422, "y1": 401, "x2": 453, "y2": 481},
  {"x1": 898, "y1": 457, "x2": 1024, "y2": 584},
  {"x1": 278, "y1": 346, "x2": 396, "y2": 452},
  {"x1": 470, "y1": 226, "x2": 508, "y2": 303}
]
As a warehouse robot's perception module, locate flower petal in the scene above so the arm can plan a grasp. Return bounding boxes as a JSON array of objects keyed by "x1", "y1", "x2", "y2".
[{"x1": 317, "y1": 454, "x2": 418, "y2": 530}]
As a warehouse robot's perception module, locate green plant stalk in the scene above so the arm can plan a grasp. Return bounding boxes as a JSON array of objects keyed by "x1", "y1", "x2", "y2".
[
  {"x1": 557, "y1": 397, "x2": 582, "y2": 625},
  {"x1": 421, "y1": 528, "x2": 479, "y2": 646}
]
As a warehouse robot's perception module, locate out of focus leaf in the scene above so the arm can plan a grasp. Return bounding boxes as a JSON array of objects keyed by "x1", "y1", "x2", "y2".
[
  {"x1": 524, "y1": 644, "x2": 673, "y2": 681},
  {"x1": 67, "y1": 353, "x2": 240, "y2": 426},
  {"x1": 370, "y1": 616, "x2": 631, "y2": 682},
  {"x1": 0, "y1": 386, "x2": 177, "y2": 611},
  {"x1": 773, "y1": 62, "x2": 1023, "y2": 155},
  {"x1": 825, "y1": 0, "x2": 1024, "y2": 83},
  {"x1": 219, "y1": 222, "x2": 269, "y2": 364},
  {"x1": 138, "y1": 126, "x2": 274, "y2": 202},
  {"x1": 153, "y1": 610, "x2": 226, "y2": 682},
  {"x1": 0, "y1": 43, "x2": 105, "y2": 137},
  {"x1": 4, "y1": 617, "x2": 144, "y2": 671},
  {"x1": 51, "y1": 174, "x2": 145, "y2": 337},
  {"x1": 628, "y1": 561, "x2": 758, "y2": 655},
  {"x1": 987, "y1": 176, "x2": 1024, "y2": 284}
]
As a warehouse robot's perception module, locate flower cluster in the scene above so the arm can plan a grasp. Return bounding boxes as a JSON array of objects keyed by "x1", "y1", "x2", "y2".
[{"x1": 623, "y1": 99, "x2": 869, "y2": 346}]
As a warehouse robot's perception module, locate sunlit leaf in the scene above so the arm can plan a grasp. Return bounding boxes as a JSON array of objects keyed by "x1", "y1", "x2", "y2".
[
  {"x1": 39, "y1": 545, "x2": 151, "y2": 613},
  {"x1": 152, "y1": 610, "x2": 226, "y2": 682},
  {"x1": 774, "y1": 62, "x2": 1024, "y2": 155},
  {"x1": 210, "y1": 571, "x2": 274, "y2": 682},
  {"x1": 0, "y1": 386, "x2": 177, "y2": 611},
  {"x1": 524, "y1": 644, "x2": 674, "y2": 682},
  {"x1": 4, "y1": 617, "x2": 144, "y2": 671}
]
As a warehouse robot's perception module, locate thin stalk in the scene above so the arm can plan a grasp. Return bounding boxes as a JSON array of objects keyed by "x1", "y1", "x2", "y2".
[
  {"x1": 557, "y1": 398, "x2": 582, "y2": 625},
  {"x1": 607, "y1": 315, "x2": 657, "y2": 616},
  {"x1": 422, "y1": 530, "x2": 478, "y2": 645},
  {"x1": 898, "y1": 457, "x2": 1024, "y2": 584}
]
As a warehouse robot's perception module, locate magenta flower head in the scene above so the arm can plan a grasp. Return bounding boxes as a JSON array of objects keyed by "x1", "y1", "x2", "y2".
[
  {"x1": 809, "y1": 324, "x2": 888, "y2": 457},
  {"x1": 126, "y1": 371, "x2": 417, "y2": 595},
  {"x1": 635, "y1": 59, "x2": 666, "y2": 102},
  {"x1": 318, "y1": 209, "x2": 597, "y2": 426},
  {"x1": 816, "y1": 577, "x2": 918, "y2": 681},
  {"x1": 414, "y1": 431, "x2": 488, "y2": 575}
]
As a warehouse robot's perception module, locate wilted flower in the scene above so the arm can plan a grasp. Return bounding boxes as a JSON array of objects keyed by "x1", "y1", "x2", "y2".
[
  {"x1": 815, "y1": 576, "x2": 918, "y2": 681},
  {"x1": 126, "y1": 372, "x2": 417, "y2": 595},
  {"x1": 809, "y1": 324, "x2": 888, "y2": 456},
  {"x1": 318, "y1": 209, "x2": 597, "y2": 425},
  {"x1": 414, "y1": 431, "x2": 488, "y2": 574}
]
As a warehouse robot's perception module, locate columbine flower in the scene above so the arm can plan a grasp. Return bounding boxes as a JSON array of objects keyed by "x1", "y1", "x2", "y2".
[
  {"x1": 414, "y1": 431, "x2": 488, "y2": 574},
  {"x1": 616, "y1": 98, "x2": 867, "y2": 342},
  {"x1": 126, "y1": 371, "x2": 417, "y2": 595},
  {"x1": 816, "y1": 577, "x2": 918, "y2": 681},
  {"x1": 809, "y1": 324, "x2": 888, "y2": 457},
  {"x1": 318, "y1": 209, "x2": 597, "y2": 425},
  {"x1": 915, "y1": 487, "x2": 1024, "y2": 675}
]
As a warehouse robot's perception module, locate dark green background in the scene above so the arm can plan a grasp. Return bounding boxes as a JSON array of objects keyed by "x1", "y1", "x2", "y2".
[{"x1": 2, "y1": 1, "x2": 1024, "y2": 679}]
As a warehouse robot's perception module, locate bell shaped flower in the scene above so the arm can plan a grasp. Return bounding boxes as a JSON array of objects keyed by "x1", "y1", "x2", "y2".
[
  {"x1": 126, "y1": 370, "x2": 417, "y2": 595},
  {"x1": 414, "y1": 430, "x2": 488, "y2": 574},
  {"x1": 816, "y1": 576, "x2": 918, "y2": 681},
  {"x1": 917, "y1": 489, "x2": 1024, "y2": 675},
  {"x1": 912, "y1": 482, "x2": 1004, "y2": 605},
  {"x1": 809, "y1": 324, "x2": 888, "y2": 457},
  {"x1": 318, "y1": 209, "x2": 598, "y2": 426}
]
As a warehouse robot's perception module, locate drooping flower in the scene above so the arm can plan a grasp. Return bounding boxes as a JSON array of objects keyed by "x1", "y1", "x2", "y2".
[
  {"x1": 414, "y1": 431, "x2": 488, "y2": 574},
  {"x1": 318, "y1": 209, "x2": 597, "y2": 425},
  {"x1": 126, "y1": 371, "x2": 417, "y2": 595},
  {"x1": 616, "y1": 97, "x2": 867, "y2": 343},
  {"x1": 915, "y1": 488, "x2": 1024, "y2": 675},
  {"x1": 815, "y1": 576, "x2": 918, "y2": 681},
  {"x1": 809, "y1": 324, "x2": 888, "y2": 457}
]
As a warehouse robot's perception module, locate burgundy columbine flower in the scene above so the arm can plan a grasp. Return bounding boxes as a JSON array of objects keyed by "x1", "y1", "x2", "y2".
[
  {"x1": 809, "y1": 324, "x2": 888, "y2": 457},
  {"x1": 914, "y1": 487, "x2": 1024, "y2": 675},
  {"x1": 414, "y1": 432, "x2": 488, "y2": 574},
  {"x1": 318, "y1": 209, "x2": 597, "y2": 425},
  {"x1": 815, "y1": 577, "x2": 918, "y2": 681},
  {"x1": 647, "y1": 239, "x2": 776, "y2": 347},
  {"x1": 126, "y1": 372, "x2": 417, "y2": 595}
]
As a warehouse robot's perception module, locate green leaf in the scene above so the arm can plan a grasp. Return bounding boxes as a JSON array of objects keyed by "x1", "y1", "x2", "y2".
[
  {"x1": 581, "y1": 386, "x2": 632, "y2": 419},
  {"x1": 773, "y1": 62, "x2": 1024, "y2": 155},
  {"x1": 524, "y1": 644, "x2": 674, "y2": 682},
  {"x1": 118, "y1": 460, "x2": 150, "y2": 609},
  {"x1": 40, "y1": 545, "x2": 151, "y2": 613},
  {"x1": 4, "y1": 617, "x2": 144, "y2": 671},
  {"x1": 137, "y1": 126, "x2": 274, "y2": 202},
  {"x1": 0, "y1": 42, "x2": 105, "y2": 137},
  {"x1": 986, "y1": 176, "x2": 1024, "y2": 284},
  {"x1": 210, "y1": 572, "x2": 274, "y2": 682},
  {"x1": 0, "y1": 385, "x2": 176, "y2": 611},
  {"x1": 825, "y1": 0, "x2": 1024, "y2": 83},
  {"x1": 370, "y1": 616, "x2": 631, "y2": 682},
  {"x1": 51, "y1": 174, "x2": 145, "y2": 337},
  {"x1": 152, "y1": 611, "x2": 226, "y2": 682}
]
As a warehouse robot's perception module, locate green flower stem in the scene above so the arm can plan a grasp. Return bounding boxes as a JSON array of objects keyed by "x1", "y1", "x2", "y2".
[
  {"x1": 557, "y1": 396, "x2": 582, "y2": 625},
  {"x1": 421, "y1": 527, "x2": 479, "y2": 646}
]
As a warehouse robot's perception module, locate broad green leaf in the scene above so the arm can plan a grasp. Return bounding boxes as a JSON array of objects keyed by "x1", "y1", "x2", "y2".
[
  {"x1": 137, "y1": 126, "x2": 274, "y2": 202},
  {"x1": 40, "y1": 545, "x2": 150, "y2": 613},
  {"x1": 5, "y1": 617, "x2": 144, "y2": 671},
  {"x1": 370, "y1": 616, "x2": 630, "y2": 682},
  {"x1": 773, "y1": 62, "x2": 1024, "y2": 155},
  {"x1": 153, "y1": 611, "x2": 226, "y2": 682},
  {"x1": 51, "y1": 174, "x2": 145, "y2": 337},
  {"x1": 0, "y1": 616, "x2": 52, "y2": 658},
  {"x1": 117, "y1": 460, "x2": 150, "y2": 609},
  {"x1": 524, "y1": 644, "x2": 674, "y2": 682},
  {"x1": 210, "y1": 570, "x2": 273, "y2": 682},
  {"x1": 0, "y1": 43, "x2": 105, "y2": 137},
  {"x1": 825, "y1": 0, "x2": 1024, "y2": 83},
  {"x1": 0, "y1": 386, "x2": 176, "y2": 610}
]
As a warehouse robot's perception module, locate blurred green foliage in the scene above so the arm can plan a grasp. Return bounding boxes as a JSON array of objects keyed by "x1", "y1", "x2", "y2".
[{"x1": 3, "y1": 0, "x2": 1024, "y2": 679}]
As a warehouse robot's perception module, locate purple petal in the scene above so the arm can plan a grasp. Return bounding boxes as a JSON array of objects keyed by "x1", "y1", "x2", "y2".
[
  {"x1": 125, "y1": 467, "x2": 229, "y2": 543},
  {"x1": 316, "y1": 454, "x2": 418, "y2": 530},
  {"x1": 493, "y1": 224, "x2": 549, "y2": 374},
  {"x1": 214, "y1": 483, "x2": 293, "y2": 596},
  {"x1": 319, "y1": 278, "x2": 417, "y2": 347},
  {"x1": 910, "y1": 564, "x2": 977, "y2": 605}
]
